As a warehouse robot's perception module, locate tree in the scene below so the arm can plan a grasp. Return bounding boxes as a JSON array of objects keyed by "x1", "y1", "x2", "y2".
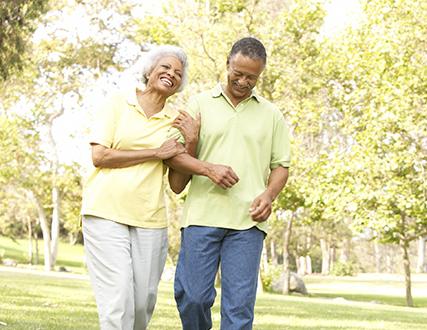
[
  {"x1": 323, "y1": 0, "x2": 427, "y2": 306},
  {"x1": 0, "y1": 0, "x2": 49, "y2": 80},
  {"x1": 0, "y1": 0, "x2": 132, "y2": 270}
]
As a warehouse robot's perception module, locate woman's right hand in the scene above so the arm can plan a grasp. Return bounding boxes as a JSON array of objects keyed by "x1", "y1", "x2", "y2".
[
  {"x1": 172, "y1": 111, "x2": 201, "y2": 146},
  {"x1": 155, "y1": 139, "x2": 186, "y2": 160}
]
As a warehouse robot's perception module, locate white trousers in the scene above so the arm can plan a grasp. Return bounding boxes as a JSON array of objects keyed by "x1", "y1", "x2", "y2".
[{"x1": 82, "y1": 216, "x2": 168, "y2": 330}]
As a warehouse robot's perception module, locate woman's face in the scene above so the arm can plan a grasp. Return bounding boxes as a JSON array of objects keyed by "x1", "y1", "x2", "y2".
[{"x1": 146, "y1": 55, "x2": 184, "y2": 96}]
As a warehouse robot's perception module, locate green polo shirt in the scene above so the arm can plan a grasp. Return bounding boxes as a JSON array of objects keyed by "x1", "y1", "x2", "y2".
[{"x1": 181, "y1": 84, "x2": 290, "y2": 233}]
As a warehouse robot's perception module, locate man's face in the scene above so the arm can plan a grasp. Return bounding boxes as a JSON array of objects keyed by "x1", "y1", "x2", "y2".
[{"x1": 225, "y1": 53, "x2": 265, "y2": 105}]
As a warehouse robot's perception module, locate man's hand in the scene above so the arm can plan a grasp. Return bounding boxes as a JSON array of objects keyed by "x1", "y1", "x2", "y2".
[
  {"x1": 205, "y1": 164, "x2": 239, "y2": 189},
  {"x1": 249, "y1": 191, "x2": 274, "y2": 222},
  {"x1": 155, "y1": 139, "x2": 186, "y2": 160}
]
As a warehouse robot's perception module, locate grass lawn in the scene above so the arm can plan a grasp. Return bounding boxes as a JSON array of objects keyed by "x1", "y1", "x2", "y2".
[
  {"x1": 305, "y1": 273, "x2": 427, "y2": 308},
  {"x1": 0, "y1": 236, "x2": 86, "y2": 273},
  {"x1": 1, "y1": 268, "x2": 427, "y2": 330},
  {"x1": 1, "y1": 237, "x2": 427, "y2": 329}
]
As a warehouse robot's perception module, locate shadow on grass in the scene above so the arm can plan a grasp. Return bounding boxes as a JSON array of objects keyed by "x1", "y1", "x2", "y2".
[
  {"x1": 310, "y1": 292, "x2": 427, "y2": 308},
  {"x1": 0, "y1": 242, "x2": 29, "y2": 263}
]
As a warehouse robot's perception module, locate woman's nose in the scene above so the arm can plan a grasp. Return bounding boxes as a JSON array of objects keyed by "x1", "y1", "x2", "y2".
[{"x1": 166, "y1": 69, "x2": 175, "y2": 78}]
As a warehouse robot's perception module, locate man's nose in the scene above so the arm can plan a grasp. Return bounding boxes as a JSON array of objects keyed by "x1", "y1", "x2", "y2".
[{"x1": 238, "y1": 77, "x2": 249, "y2": 86}]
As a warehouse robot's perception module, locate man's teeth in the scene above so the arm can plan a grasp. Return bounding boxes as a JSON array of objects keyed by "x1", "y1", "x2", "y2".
[{"x1": 160, "y1": 78, "x2": 172, "y2": 86}]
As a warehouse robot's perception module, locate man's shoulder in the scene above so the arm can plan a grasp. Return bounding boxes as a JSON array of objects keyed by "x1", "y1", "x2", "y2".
[
  {"x1": 188, "y1": 87, "x2": 218, "y2": 108},
  {"x1": 255, "y1": 94, "x2": 282, "y2": 114}
]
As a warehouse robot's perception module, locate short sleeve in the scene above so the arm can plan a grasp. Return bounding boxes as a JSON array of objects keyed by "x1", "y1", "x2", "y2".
[
  {"x1": 270, "y1": 110, "x2": 291, "y2": 169},
  {"x1": 90, "y1": 93, "x2": 120, "y2": 147},
  {"x1": 167, "y1": 96, "x2": 200, "y2": 144}
]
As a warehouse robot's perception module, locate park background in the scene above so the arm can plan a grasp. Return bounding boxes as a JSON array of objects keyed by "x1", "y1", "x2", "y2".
[{"x1": 0, "y1": 0, "x2": 426, "y2": 329}]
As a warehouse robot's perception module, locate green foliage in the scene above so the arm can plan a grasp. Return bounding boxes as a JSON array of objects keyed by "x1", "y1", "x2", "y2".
[
  {"x1": 58, "y1": 164, "x2": 83, "y2": 243},
  {"x1": 130, "y1": 15, "x2": 179, "y2": 46},
  {"x1": 331, "y1": 261, "x2": 359, "y2": 277},
  {"x1": 0, "y1": 0, "x2": 426, "y2": 288},
  {"x1": 261, "y1": 265, "x2": 282, "y2": 292},
  {"x1": 0, "y1": 0, "x2": 49, "y2": 80}
]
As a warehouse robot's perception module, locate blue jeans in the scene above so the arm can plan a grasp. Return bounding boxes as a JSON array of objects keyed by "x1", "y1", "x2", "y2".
[{"x1": 174, "y1": 226, "x2": 265, "y2": 330}]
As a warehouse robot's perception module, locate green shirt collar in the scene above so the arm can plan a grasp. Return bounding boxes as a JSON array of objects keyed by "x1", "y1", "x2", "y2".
[{"x1": 211, "y1": 83, "x2": 261, "y2": 103}]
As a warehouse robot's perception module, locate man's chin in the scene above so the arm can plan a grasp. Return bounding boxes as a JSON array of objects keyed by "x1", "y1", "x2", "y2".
[{"x1": 232, "y1": 87, "x2": 249, "y2": 96}]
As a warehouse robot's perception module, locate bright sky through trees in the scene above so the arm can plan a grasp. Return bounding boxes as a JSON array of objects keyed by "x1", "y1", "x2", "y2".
[{"x1": 50, "y1": 0, "x2": 363, "y2": 168}]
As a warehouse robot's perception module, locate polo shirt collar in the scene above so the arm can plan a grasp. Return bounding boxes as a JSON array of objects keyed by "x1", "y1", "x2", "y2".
[
  {"x1": 211, "y1": 83, "x2": 261, "y2": 103},
  {"x1": 126, "y1": 85, "x2": 175, "y2": 119}
]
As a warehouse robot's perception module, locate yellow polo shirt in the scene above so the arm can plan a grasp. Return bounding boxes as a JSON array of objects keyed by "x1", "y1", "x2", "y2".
[
  {"x1": 81, "y1": 88, "x2": 178, "y2": 228},
  {"x1": 180, "y1": 84, "x2": 291, "y2": 233}
]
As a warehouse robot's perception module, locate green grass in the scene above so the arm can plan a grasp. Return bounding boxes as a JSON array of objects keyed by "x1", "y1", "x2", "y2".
[
  {"x1": 2, "y1": 238, "x2": 427, "y2": 329},
  {"x1": 305, "y1": 273, "x2": 427, "y2": 307},
  {"x1": 0, "y1": 236, "x2": 86, "y2": 273},
  {"x1": 1, "y1": 269, "x2": 427, "y2": 330}
]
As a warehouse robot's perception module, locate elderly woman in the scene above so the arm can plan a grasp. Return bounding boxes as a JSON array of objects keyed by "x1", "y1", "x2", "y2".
[{"x1": 81, "y1": 45, "x2": 197, "y2": 330}]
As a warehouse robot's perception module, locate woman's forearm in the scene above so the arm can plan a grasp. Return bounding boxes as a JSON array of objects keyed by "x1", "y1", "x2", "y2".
[
  {"x1": 92, "y1": 145, "x2": 159, "y2": 168},
  {"x1": 92, "y1": 139, "x2": 184, "y2": 169}
]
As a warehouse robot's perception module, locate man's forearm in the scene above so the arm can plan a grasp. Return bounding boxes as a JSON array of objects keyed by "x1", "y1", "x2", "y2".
[
  {"x1": 165, "y1": 153, "x2": 210, "y2": 176},
  {"x1": 265, "y1": 166, "x2": 289, "y2": 200}
]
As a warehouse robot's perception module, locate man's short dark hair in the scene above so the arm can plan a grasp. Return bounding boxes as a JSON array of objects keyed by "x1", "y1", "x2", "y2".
[{"x1": 227, "y1": 37, "x2": 267, "y2": 64}]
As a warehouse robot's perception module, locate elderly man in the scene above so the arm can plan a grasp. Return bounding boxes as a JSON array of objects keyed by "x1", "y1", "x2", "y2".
[{"x1": 168, "y1": 37, "x2": 291, "y2": 330}]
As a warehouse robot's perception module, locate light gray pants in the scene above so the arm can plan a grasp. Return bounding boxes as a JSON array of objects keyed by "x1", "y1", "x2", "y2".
[{"x1": 82, "y1": 216, "x2": 168, "y2": 330}]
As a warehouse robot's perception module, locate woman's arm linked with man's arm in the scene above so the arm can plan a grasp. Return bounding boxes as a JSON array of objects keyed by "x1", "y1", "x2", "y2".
[{"x1": 167, "y1": 110, "x2": 239, "y2": 193}]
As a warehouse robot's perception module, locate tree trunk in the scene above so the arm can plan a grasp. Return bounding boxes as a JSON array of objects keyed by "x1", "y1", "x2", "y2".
[
  {"x1": 320, "y1": 238, "x2": 330, "y2": 275},
  {"x1": 38, "y1": 205, "x2": 52, "y2": 271},
  {"x1": 306, "y1": 255, "x2": 312, "y2": 274},
  {"x1": 374, "y1": 240, "x2": 382, "y2": 273},
  {"x1": 257, "y1": 271, "x2": 264, "y2": 294},
  {"x1": 298, "y1": 256, "x2": 306, "y2": 275},
  {"x1": 282, "y1": 214, "x2": 293, "y2": 294},
  {"x1": 50, "y1": 186, "x2": 60, "y2": 265},
  {"x1": 27, "y1": 218, "x2": 33, "y2": 264},
  {"x1": 270, "y1": 240, "x2": 277, "y2": 265},
  {"x1": 47, "y1": 104, "x2": 65, "y2": 268},
  {"x1": 262, "y1": 241, "x2": 269, "y2": 273},
  {"x1": 400, "y1": 238, "x2": 414, "y2": 307},
  {"x1": 416, "y1": 237, "x2": 426, "y2": 273},
  {"x1": 339, "y1": 237, "x2": 351, "y2": 263},
  {"x1": 34, "y1": 230, "x2": 39, "y2": 265},
  {"x1": 385, "y1": 253, "x2": 392, "y2": 273},
  {"x1": 306, "y1": 232, "x2": 312, "y2": 274},
  {"x1": 27, "y1": 190, "x2": 52, "y2": 271},
  {"x1": 329, "y1": 246, "x2": 336, "y2": 271}
]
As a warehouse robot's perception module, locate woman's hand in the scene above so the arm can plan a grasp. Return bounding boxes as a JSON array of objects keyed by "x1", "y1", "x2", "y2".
[
  {"x1": 155, "y1": 138, "x2": 186, "y2": 160},
  {"x1": 172, "y1": 111, "x2": 201, "y2": 146}
]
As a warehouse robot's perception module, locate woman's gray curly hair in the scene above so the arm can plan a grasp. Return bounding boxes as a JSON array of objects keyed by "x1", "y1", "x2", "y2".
[{"x1": 140, "y1": 45, "x2": 188, "y2": 92}]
